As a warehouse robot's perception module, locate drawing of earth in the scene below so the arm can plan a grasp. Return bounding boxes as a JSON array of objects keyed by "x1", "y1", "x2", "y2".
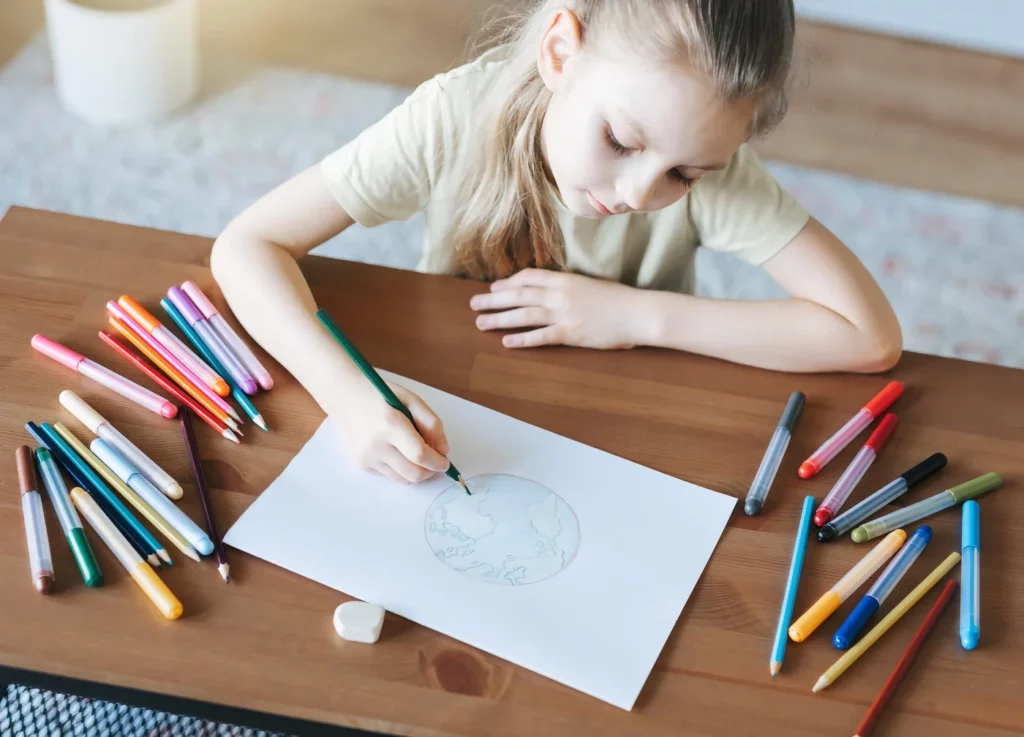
[{"x1": 424, "y1": 474, "x2": 580, "y2": 586}]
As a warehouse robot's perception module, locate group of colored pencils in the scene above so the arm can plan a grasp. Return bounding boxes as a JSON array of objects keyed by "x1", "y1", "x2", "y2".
[
  {"x1": 17, "y1": 281, "x2": 273, "y2": 618},
  {"x1": 750, "y1": 383, "x2": 999, "y2": 736}
]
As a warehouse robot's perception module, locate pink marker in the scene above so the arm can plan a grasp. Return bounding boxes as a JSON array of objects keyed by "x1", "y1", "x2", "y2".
[
  {"x1": 814, "y1": 413, "x2": 899, "y2": 527},
  {"x1": 799, "y1": 381, "x2": 904, "y2": 480},
  {"x1": 31, "y1": 335, "x2": 176, "y2": 419},
  {"x1": 167, "y1": 287, "x2": 258, "y2": 395},
  {"x1": 182, "y1": 281, "x2": 273, "y2": 391},
  {"x1": 106, "y1": 301, "x2": 243, "y2": 425}
]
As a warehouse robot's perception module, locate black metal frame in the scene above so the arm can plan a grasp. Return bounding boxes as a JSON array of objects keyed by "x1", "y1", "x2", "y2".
[{"x1": 0, "y1": 665, "x2": 382, "y2": 737}]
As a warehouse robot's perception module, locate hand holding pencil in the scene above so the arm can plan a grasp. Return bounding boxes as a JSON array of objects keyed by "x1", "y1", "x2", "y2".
[{"x1": 315, "y1": 309, "x2": 468, "y2": 491}]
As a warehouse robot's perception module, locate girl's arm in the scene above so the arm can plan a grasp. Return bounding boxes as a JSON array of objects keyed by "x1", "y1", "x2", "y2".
[
  {"x1": 641, "y1": 218, "x2": 903, "y2": 372},
  {"x1": 211, "y1": 164, "x2": 451, "y2": 481},
  {"x1": 472, "y1": 218, "x2": 902, "y2": 373}
]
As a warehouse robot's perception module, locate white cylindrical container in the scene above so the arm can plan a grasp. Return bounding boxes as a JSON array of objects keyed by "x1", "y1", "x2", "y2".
[{"x1": 44, "y1": 0, "x2": 198, "y2": 126}]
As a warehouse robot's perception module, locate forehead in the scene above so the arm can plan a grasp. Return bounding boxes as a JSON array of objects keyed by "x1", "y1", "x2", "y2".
[{"x1": 578, "y1": 50, "x2": 754, "y2": 163}]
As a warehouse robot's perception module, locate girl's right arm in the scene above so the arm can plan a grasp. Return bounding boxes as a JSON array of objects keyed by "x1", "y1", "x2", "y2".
[{"x1": 210, "y1": 164, "x2": 451, "y2": 484}]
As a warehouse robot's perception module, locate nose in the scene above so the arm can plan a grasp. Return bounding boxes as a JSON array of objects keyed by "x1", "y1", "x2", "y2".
[{"x1": 618, "y1": 171, "x2": 661, "y2": 212}]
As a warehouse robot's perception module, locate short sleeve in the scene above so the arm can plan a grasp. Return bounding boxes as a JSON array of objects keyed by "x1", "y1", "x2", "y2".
[
  {"x1": 320, "y1": 78, "x2": 449, "y2": 227},
  {"x1": 689, "y1": 145, "x2": 810, "y2": 265}
]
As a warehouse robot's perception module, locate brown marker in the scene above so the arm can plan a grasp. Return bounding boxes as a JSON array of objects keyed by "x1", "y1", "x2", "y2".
[{"x1": 16, "y1": 445, "x2": 54, "y2": 594}]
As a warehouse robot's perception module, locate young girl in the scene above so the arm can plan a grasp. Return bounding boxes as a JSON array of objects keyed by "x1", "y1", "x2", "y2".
[{"x1": 211, "y1": 0, "x2": 902, "y2": 485}]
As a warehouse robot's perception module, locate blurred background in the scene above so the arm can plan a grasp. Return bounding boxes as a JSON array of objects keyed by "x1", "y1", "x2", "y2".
[{"x1": 1, "y1": 0, "x2": 1023, "y2": 733}]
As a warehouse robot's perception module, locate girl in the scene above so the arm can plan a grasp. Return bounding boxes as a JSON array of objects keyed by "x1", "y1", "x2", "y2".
[{"x1": 211, "y1": 0, "x2": 902, "y2": 485}]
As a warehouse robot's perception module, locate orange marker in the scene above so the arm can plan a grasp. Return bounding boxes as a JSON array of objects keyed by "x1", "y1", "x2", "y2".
[{"x1": 118, "y1": 295, "x2": 230, "y2": 398}]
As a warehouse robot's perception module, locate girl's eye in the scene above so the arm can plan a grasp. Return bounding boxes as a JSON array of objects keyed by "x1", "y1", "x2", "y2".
[
  {"x1": 669, "y1": 169, "x2": 696, "y2": 186},
  {"x1": 604, "y1": 126, "x2": 631, "y2": 155}
]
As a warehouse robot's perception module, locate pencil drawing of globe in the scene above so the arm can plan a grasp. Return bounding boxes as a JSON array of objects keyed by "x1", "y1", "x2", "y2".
[{"x1": 424, "y1": 474, "x2": 580, "y2": 585}]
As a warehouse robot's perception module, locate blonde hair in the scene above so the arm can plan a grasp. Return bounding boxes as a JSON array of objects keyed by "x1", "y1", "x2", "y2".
[{"x1": 447, "y1": 0, "x2": 796, "y2": 281}]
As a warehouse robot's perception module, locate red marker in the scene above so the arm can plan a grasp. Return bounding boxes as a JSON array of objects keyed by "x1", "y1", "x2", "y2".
[
  {"x1": 814, "y1": 414, "x2": 899, "y2": 527},
  {"x1": 799, "y1": 381, "x2": 903, "y2": 480}
]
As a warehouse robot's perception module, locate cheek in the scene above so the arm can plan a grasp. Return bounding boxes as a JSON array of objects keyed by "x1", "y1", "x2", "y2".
[{"x1": 544, "y1": 92, "x2": 613, "y2": 188}]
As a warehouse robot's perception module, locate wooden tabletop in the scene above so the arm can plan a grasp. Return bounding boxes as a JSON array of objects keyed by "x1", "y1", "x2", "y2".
[{"x1": 1, "y1": 206, "x2": 1022, "y2": 737}]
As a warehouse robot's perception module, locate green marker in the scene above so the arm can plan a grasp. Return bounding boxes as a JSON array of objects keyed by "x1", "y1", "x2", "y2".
[
  {"x1": 851, "y1": 473, "x2": 1002, "y2": 543},
  {"x1": 315, "y1": 308, "x2": 471, "y2": 495},
  {"x1": 34, "y1": 448, "x2": 103, "y2": 587}
]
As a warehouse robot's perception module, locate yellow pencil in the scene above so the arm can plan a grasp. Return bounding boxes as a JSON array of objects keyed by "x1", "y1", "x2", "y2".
[
  {"x1": 812, "y1": 551, "x2": 961, "y2": 693},
  {"x1": 53, "y1": 423, "x2": 199, "y2": 564},
  {"x1": 71, "y1": 487, "x2": 182, "y2": 620}
]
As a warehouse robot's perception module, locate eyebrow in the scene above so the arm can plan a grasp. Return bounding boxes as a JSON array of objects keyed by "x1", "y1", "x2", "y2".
[{"x1": 612, "y1": 110, "x2": 728, "y2": 172}]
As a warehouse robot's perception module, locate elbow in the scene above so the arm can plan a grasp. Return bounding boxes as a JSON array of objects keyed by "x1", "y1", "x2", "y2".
[{"x1": 853, "y1": 322, "x2": 904, "y2": 374}]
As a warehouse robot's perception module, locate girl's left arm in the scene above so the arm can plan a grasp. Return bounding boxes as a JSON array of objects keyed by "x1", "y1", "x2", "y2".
[
  {"x1": 638, "y1": 218, "x2": 902, "y2": 372},
  {"x1": 472, "y1": 218, "x2": 903, "y2": 373}
]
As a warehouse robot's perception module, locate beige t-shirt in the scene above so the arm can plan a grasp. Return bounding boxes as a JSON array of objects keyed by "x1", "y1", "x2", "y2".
[{"x1": 322, "y1": 48, "x2": 809, "y2": 293}]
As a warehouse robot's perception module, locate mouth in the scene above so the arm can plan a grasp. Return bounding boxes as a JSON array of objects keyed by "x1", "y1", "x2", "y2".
[{"x1": 586, "y1": 191, "x2": 614, "y2": 216}]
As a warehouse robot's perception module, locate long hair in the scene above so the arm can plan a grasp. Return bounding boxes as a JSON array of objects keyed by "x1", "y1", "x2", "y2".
[{"x1": 446, "y1": 0, "x2": 796, "y2": 281}]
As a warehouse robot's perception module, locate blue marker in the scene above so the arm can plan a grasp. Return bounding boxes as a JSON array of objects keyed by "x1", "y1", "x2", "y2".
[
  {"x1": 960, "y1": 501, "x2": 980, "y2": 650},
  {"x1": 833, "y1": 525, "x2": 933, "y2": 649},
  {"x1": 770, "y1": 496, "x2": 815, "y2": 676}
]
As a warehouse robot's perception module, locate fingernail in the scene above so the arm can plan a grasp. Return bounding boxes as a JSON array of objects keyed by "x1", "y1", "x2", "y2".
[
  {"x1": 476, "y1": 316, "x2": 489, "y2": 329},
  {"x1": 470, "y1": 297, "x2": 483, "y2": 309}
]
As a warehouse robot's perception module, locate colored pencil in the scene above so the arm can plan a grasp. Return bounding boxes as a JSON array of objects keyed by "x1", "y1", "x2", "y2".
[
  {"x1": 107, "y1": 301, "x2": 242, "y2": 424},
  {"x1": 98, "y1": 329, "x2": 240, "y2": 443},
  {"x1": 854, "y1": 580, "x2": 958, "y2": 737},
  {"x1": 15, "y1": 446, "x2": 54, "y2": 594},
  {"x1": 180, "y1": 408, "x2": 229, "y2": 583},
  {"x1": 771, "y1": 495, "x2": 815, "y2": 676},
  {"x1": 52, "y1": 422, "x2": 184, "y2": 564},
  {"x1": 159, "y1": 298, "x2": 267, "y2": 431},
  {"x1": 315, "y1": 308, "x2": 470, "y2": 494},
  {"x1": 118, "y1": 294, "x2": 230, "y2": 397},
  {"x1": 813, "y1": 552, "x2": 961, "y2": 692},
  {"x1": 108, "y1": 315, "x2": 241, "y2": 431},
  {"x1": 29, "y1": 421, "x2": 159, "y2": 566}
]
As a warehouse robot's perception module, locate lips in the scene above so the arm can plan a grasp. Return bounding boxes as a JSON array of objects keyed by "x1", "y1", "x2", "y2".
[{"x1": 586, "y1": 191, "x2": 613, "y2": 216}]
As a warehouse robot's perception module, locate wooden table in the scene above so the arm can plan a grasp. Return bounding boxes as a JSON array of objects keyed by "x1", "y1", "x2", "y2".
[{"x1": 1, "y1": 206, "x2": 1022, "y2": 737}]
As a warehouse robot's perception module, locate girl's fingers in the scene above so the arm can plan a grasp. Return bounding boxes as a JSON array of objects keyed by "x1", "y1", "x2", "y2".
[
  {"x1": 502, "y1": 325, "x2": 566, "y2": 349},
  {"x1": 492, "y1": 268, "x2": 564, "y2": 290},
  {"x1": 470, "y1": 287, "x2": 547, "y2": 311},
  {"x1": 389, "y1": 417, "x2": 451, "y2": 474},
  {"x1": 393, "y1": 386, "x2": 450, "y2": 456},
  {"x1": 476, "y1": 307, "x2": 550, "y2": 331},
  {"x1": 371, "y1": 462, "x2": 407, "y2": 485},
  {"x1": 381, "y1": 446, "x2": 435, "y2": 484}
]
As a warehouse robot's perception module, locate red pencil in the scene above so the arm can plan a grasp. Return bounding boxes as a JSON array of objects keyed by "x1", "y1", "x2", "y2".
[
  {"x1": 98, "y1": 330, "x2": 240, "y2": 445},
  {"x1": 854, "y1": 579, "x2": 959, "y2": 737}
]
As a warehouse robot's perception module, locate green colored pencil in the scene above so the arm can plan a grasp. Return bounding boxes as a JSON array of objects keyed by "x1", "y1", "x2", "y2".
[{"x1": 315, "y1": 308, "x2": 470, "y2": 494}]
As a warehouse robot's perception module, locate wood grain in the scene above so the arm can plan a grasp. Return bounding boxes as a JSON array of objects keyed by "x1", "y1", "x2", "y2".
[{"x1": 0, "y1": 206, "x2": 1022, "y2": 735}]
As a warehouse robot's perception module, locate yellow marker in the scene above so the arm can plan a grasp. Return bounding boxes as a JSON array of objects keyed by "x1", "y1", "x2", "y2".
[
  {"x1": 71, "y1": 487, "x2": 183, "y2": 620},
  {"x1": 789, "y1": 529, "x2": 906, "y2": 642},
  {"x1": 813, "y1": 551, "x2": 961, "y2": 692},
  {"x1": 53, "y1": 423, "x2": 198, "y2": 564}
]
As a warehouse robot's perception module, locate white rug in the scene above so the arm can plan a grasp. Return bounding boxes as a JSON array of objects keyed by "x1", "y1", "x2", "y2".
[{"x1": 2, "y1": 34, "x2": 1022, "y2": 369}]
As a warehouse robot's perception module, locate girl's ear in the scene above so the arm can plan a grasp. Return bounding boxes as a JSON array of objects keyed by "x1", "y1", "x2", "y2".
[{"x1": 537, "y1": 9, "x2": 583, "y2": 91}]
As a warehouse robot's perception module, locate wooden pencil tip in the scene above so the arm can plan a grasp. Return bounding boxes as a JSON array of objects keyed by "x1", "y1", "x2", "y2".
[
  {"x1": 218, "y1": 563, "x2": 230, "y2": 584},
  {"x1": 158, "y1": 549, "x2": 173, "y2": 565},
  {"x1": 770, "y1": 661, "x2": 781, "y2": 677},
  {"x1": 224, "y1": 429, "x2": 241, "y2": 444},
  {"x1": 148, "y1": 554, "x2": 160, "y2": 567},
  {"x1": 185, "y1": 547, "x2": 201, "y2": 563},
  {"x1": 812, "y1": 677, "x2": 828, "y2": 694},
  {"x1": 254, "y1": 415, "x2": 269, "y2": 432}
]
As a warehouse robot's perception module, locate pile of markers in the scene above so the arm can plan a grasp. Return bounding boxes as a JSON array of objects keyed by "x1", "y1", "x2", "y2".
[
  {"x1": 15, "y1": 282, "x2": 275, "y2": 620},
  {"x1": 746, "y1": 382, "x2": 1001, "y2": 736}
]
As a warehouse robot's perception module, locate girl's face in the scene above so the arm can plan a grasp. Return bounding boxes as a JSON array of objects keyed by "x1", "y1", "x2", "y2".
[{"x1": 539, "y1": 17, "x2": 756, "y2": 219}]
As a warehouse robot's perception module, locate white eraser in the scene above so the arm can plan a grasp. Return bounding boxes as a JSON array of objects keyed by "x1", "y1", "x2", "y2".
[{"x1": 333, "y1": 601, "x2": 385, "y2": 644}]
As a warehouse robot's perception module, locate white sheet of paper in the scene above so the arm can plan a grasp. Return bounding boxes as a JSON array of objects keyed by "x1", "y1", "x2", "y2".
[{"x1": 224, "y1": 372, "x2": 736, "y2": 709}]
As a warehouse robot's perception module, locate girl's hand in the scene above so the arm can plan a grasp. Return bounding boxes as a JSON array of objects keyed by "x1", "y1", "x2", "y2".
[
  {"x1": 470, "y1": 269, "x2": 648, "y2": 349},
  {"x1": 330, "y1": 381, "x2": 452, "y2": 485}
]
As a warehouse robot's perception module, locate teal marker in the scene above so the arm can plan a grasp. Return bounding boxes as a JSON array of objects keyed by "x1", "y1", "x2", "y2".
[
  {"x1": 960, "y1": 500, "x2": 980, "y2": 650},
  {"x1": 34, "y1": 448, "x2": 103, "y2": 587}
]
